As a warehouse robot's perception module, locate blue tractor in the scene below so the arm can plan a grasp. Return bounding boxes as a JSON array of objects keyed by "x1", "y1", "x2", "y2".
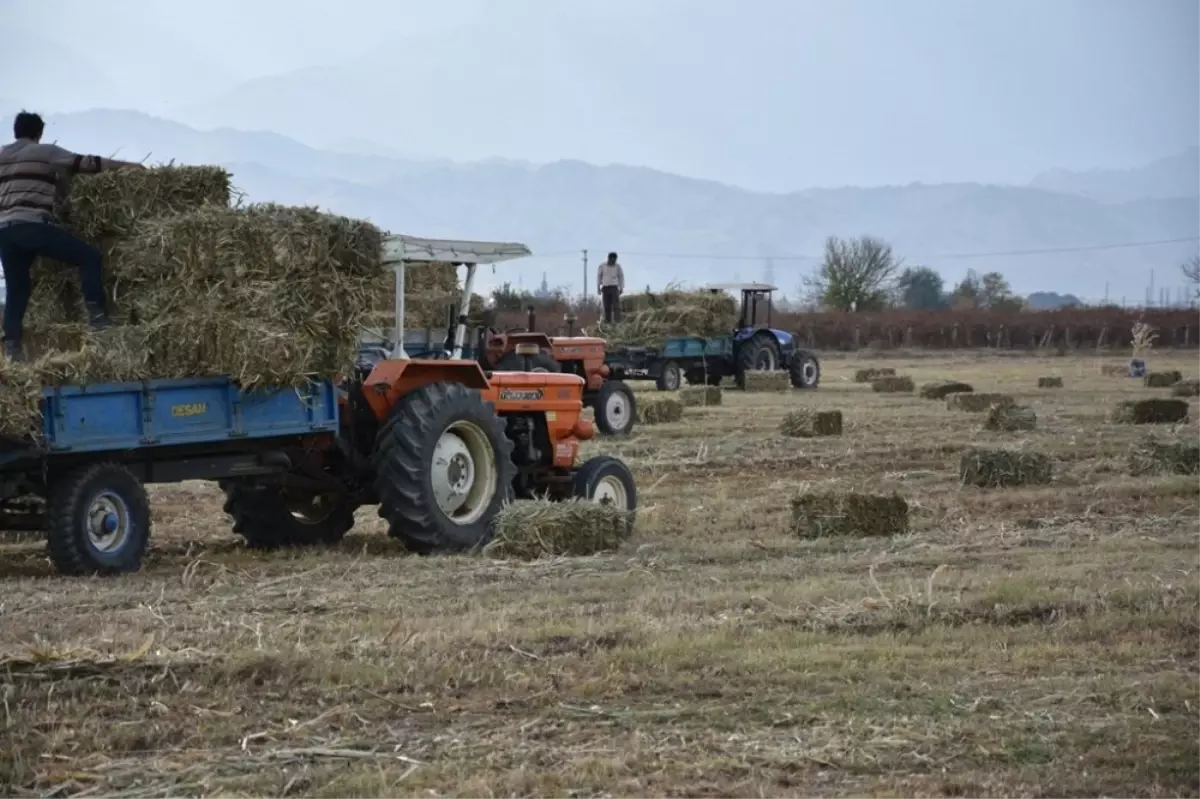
[{"x1": 604, "y1": 282, "x2": 821, "y2": 391}]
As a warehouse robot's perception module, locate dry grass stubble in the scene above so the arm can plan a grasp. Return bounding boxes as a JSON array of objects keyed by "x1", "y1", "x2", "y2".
[{"x1": 0, "y1": 353, "x2": 1197, "y2": 797}]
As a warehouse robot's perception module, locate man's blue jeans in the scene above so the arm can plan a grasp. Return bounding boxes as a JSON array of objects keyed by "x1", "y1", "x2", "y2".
[{"x1": 0, "y1": 221, "x2": 106, "y2": 343}]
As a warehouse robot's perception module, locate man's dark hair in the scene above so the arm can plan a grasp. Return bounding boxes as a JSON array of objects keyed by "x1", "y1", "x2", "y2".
[
  {"x1": 14, "y1": 111, "x2": 45, "y2": 141},
  {"x1": 608, "y1": 252, "x2": 618, "y2": 261}
]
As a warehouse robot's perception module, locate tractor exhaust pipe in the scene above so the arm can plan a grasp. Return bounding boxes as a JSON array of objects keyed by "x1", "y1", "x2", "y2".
[
  {"x1": 526, "y1": 305, "x2": 537, "y2": 332},
  {"x1": 564, "y1": 312, "x2": 577, "y2": 337}
]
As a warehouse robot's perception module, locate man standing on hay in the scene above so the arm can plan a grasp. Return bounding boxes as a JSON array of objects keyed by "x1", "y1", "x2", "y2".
[
  {"x1": 597, "y1": 251, "x2": 625, "y2": 323},
  {"x1": 0, "y1": 111, "x2": 145, "y2": 361}
]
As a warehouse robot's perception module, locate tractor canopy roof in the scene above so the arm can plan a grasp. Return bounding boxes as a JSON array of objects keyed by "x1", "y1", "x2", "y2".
[
  {"x1": 705, "y1": 282, "x2": 778, "y2": 293},
  {"x1": 382, "y1": 235, "x2": 532, "y2": 267}
]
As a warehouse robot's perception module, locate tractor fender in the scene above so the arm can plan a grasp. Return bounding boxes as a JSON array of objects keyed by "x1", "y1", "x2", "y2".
[
  {"x1": 362, "y1": 359, "x2": 490, "y2": 422},
  {"x1": 501, "y1": 331, "x2": 554, "y2": 350}
]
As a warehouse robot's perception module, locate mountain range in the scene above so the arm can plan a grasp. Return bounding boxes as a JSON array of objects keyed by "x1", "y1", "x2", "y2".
[{"x1": 3, "y1": 103, "x2": 1197, "y2": 302}]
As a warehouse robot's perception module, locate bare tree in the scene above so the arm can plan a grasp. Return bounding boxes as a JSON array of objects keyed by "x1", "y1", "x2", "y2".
[
  {"x1": 805, "y1": 235, "x2": 902, "y2": 311},
  {"x1": 1182, "y1": 255, "x2": 1200, "y2": 299}
]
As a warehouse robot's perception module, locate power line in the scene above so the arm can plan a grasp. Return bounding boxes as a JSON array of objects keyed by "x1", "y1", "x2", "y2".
[{"x1": 523, "y1": 235, "x2": 1199, "y2": 263}]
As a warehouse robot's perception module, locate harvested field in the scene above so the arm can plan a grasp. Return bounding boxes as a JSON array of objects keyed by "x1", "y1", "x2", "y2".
[
  {"x1": 946, "y1": 392, "x2": 1015, "y2": 412},
  {"x1": 1, "y1": 353, "x2": 1197, "y2": 798}
]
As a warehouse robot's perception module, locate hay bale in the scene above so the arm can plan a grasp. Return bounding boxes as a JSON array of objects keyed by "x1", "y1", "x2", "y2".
[
  {"x1": 984, "y1": 404, "x2": 1037, "y2": 432},
  {"x1": 959, "y1": 448, "x2": 1053, "y2": 488},
  {"x1": 678, "y1": 386, "x2": 722, "y2": 407},
  {"x1": 742, "y1": 371, "x2": 790, "y2": 392},
  {"x1": 854, "y1": 367, "x2": 896, "y2": 383},
  {"x1": 920, "y1": 380, "x2": 974, "y2": 400},
  {"x1": 871, "y1": 375, "x2": 915, "y2": 393},
  {"x1": 636, "y1": 396, "x2": 684, "y2": 424},
  {"x1": 595, "y1": 288, "x2": 737, "y2": 347},
  {"x1": 780, "y1": 409, "x2": 843, "y2": 438},
  {"x1": 1127, "y1": 436, "x2": 1200, "y2": 477},
  {"x1": 1143, "y1": 370, "x2": 1183, "y2": 388},
  {"x1": 1111, "y1": 399, "x2": 1190, "y2": 425},
  {"x1": 486, "y1": 499, "x2": 633, "y2": 560},
  {"x1": 946, "y1": 393, "x2": 1015, "y2": 413},
  {"x1": 1100, "y1": 363, "x2": 1130, "y2": 376},
  {"x1": 1171, "y1": 379, "x2": 1200, "y2": 397},
  {"x1": 1037, "y1": 376, "x2": 1064, "y2": 389},
  {"x1": 790, "y1": 492, "x2": 909, "y2": 538}
]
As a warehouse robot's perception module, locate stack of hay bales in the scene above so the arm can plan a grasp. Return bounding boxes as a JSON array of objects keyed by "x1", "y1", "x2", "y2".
[
  {"x1": 871, "y1": 375, "x2": 915, "y2": 393},
  {"x1": 920, "y1": 380, "x2": 974, "y2": 400},
  {"x1": 984, "y1": 403, "x2": 1038, "y2": 432},
  {"x1": 1127, "y1": 436, "x2": 1200, "y2": 477},
  {"x1": 597, "y1": 289, "x2": 737, "y2": 347},
  {"x1": 636, "y1": 395, "x2": 684, "y2": 424},
  {"x1": 678, "y1": 386, "x2": 722, "y2": 407},
  {"x1": 1111, "y1": 399, "x2": 1190, "y2": 425},
  {"x1": 1143, "y1": 370, "x2": 1183, "y2": 388},
  {"x1": 742, "y1": 371, "x2": 790, "y2": 392},
  {"x1": 947, "y1": 393, "x2": 1015, "y2": 413},
  {"x1": 960, "y1": 448, "x2": 1052, "y2": 488},
  {"x1": 486, "y1": 498, "x2": 634, "y2": 559},
  {"x1": 854, "y1": 367, "x2": 895, "y2": 383},
  {"x1": 790, "y1": 492, "x2": 909, "y2": 538},
  {"x1": 0, "y1": 165, "x2": 440, "y2": 441},
  {"x1": 780, "y1": 409, "x2": 843, "y2": 438}
]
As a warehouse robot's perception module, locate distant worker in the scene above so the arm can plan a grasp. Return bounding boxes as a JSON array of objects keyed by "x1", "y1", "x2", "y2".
[
  {"x1": 0, "y1": 111, "x2": 145, "y2": 361},
  {"x1": 597, "y1": 251, "x2": 625, "y2": 323}
]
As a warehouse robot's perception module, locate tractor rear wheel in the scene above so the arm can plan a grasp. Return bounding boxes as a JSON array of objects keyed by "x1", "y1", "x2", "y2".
[
  {"x1": 593, "y1": 380, "x2": 637, "y2": 436},
  {"x1": 494, "y1": 351, "x2": 561, "y2": 373},
  {"x1": 788, "y1": 349, "x2": 821, "y2": 389},
  {"x1": 372, "y1": 381, "x2": 516, "y2": 554},
  {"x1": 735, "y1": 335, "x2": 781, "y2": 389},
  {"x1": 222, "y1": 481, "x2": 355, "y2": 549}
]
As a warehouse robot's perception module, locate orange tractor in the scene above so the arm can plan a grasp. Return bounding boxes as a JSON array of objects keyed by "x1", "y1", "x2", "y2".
[
  {"x1": 480, "y1": 307, "x2": 638, "y2": 437},
  {"x1": 221, "y1": 237, "x2": 637, "y2": 554}
]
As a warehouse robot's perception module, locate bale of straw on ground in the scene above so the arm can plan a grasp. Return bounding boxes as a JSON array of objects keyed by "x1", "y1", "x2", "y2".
[
  {"x1": 1127, "y1": 436, "x2": 1200, "y2": 477},
  {"x1": 854, "y1": 367, "x2": 896, "y2": 383},
  {"x1": 1111, "y1": 399, "x2": 1190, "y2": 425},
  {"x1": 871, "y1": 375, "x2": 915, "y2": 393},
  {"x1": 920, "y1": 380, "x2": 974, "y2": 400},
  {"x1": 947, "y1": 393, "x2": 1015, "y2": 413},
  {"x1": 678, "y1": 386, "x2": 722, "y2": 407},
  {"x1": 1171, "y1": 379, "x2": 1200, "y2": 397},
  {"x1": 1100, "y1": 363, "x2": 1130, "y2": 376},
  {"x1": 960, "y1": 448, "x2": 1052, "y2": 488},
  {"x1": 790, "y1": 492, "x2": 909, "y2": 538},
  {"x1": 1037, "y1": 376, "x2": 1064, "y2": 389},
  {"x1": 1143, "y1": 371, "x2": 1183, "y2": 388},
  {"x1": 742, "y1": 371, "x2": 790, "y2": 392},
  {"x1": 486, "y1": 499, "x2": 633, "y2": 559},
  {"x1": 984, "y1": 403, "x2": 1037, "y2": 432},
  {"x1": 636, "y1": 395, "x2": 684, "y2": 424},
  {"x1": 779, "y1": 409, "x2": 843, "y2": 438}
]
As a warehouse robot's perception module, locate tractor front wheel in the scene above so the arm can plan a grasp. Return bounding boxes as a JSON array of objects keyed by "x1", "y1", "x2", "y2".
[
  {"x1": 222, "y1": 481, "x2": 355, "y2": 549},
  {"x1": 571, "y1": 455, "x2": 638, "y2": 536},
  {"x1": 593, "y1": 380, "x2": 637, "y2": 436},
  {"x1": 788, "y1": 349, "x2": 821, "y2": 389},
  {"x1": 372, "y1": 381, "x2": 516, "y2": 554}
]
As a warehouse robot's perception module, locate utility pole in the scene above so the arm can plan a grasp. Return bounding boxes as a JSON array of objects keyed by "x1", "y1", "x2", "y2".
[{"x1": 582, "y1": 249, "x2": 589, "y2": 301}]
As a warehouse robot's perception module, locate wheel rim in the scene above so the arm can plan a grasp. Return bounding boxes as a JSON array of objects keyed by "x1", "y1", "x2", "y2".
[
  {"x1": 531, "y1": 366, "x2": 549, "y2": 373},
  {"x1": 86, "y1": 491, "x2": 132, "y2": 554},
  {"x1": 431, "y1": 420, "x2": 497, "y2": 524},
  {"x1": 754, "y1": 348, "x2": 777, "y2": 371},
  {"x1": 802, "y1": 360, "x2": 817, "y2": 383},
  {"x1": 604, "y1": 391, "x2": 631, "y2": 430},
  {"x1": 592, "y1": 475, "x2": 629, "y2": 509},
  {"x1": 286, "y1": 493, "x2": 336, "y2": 525},
  {"x1": 665, "y1": 366, "x2": 680, "y2": 390}
]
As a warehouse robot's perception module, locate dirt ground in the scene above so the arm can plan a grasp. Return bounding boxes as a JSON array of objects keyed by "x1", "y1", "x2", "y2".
[{"x1": 1, "y1": 352, "x2": 1197, "y2": 798}]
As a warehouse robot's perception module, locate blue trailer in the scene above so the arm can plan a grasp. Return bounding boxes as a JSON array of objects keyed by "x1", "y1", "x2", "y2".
[{"x1": 0, "y1": 376, "x2": 339, "y2": 576}]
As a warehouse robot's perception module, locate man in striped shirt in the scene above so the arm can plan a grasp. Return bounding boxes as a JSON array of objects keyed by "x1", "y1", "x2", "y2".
[{"x1": 0, "y1": 111, "x2": 145, "y2": 361}]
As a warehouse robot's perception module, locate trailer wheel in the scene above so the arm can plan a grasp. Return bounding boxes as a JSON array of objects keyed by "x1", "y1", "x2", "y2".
[
  {"x1": 593, "y1": 380, "x2": 637, "y2": 436},
  {"x1": 222, "y1": 482, "x2": 355, "y2": 549},
  {"x1": 656, "y1": 360, "x2": 682, "y2": 391},
  {"x1": 373, "y1": 381, "x2": 516, "y2": 554},
  {"x1": 494, "y1": 351, "x2": 561, "y2": 373},
  {"x1": 46, "y1": 463, "x2": 151, "y2": 576},
  {"x1": 788, "y1": 349, "x2": 821, "y2": 389},
  {"x1": 571, "y1": 455, "x2": 638, "y2": 536}
]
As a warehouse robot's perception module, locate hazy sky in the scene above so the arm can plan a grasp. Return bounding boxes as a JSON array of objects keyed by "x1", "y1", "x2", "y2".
[{"x1": 4, "y1": 0, "x2": 1196, "y2": 192}]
